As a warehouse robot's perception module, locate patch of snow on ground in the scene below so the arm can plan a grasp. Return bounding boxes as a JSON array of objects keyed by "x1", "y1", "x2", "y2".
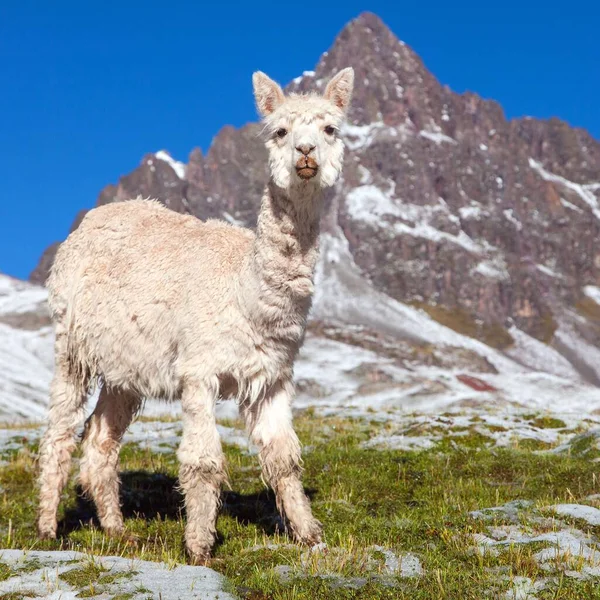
[
  {"x1": 362, "y1": 434, "x2": 436, "y2": 451},
  {"x1": 0, "y1": 550, "x2": 235, "y2": 600},
  {"x1": 125, "y1": 419, "x2": 248, "y2": 452},
  {"x1": 471, "y1": 500, "x2": 533, "y2": 523},
  {"x1": 0, "y1": 425, "x2": 43, "y2": 451},
  {"x1": 548, "y1": 504, "x2": 600, "y2": 526},
  {"x1": 399, "y1": 553, "x2": 424, "y2": 577},
  {"x1": 474, "y1": 526, "x2": 600, "y2": 568},
  {"x1": 155, "y1": 150, "x2": 186, "y2": 179},
  {"x1": 551, "y1": 429, "x2": 600, "y2": 455},
  {"x1": 504, "y1": 577, "x2": 547, "y2": 600}
]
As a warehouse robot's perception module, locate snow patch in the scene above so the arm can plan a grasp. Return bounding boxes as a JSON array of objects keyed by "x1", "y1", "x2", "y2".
[
  {"x1": 155, "y1": 150, "x2": 186, "y2": 179},
  {"x1": 504, "y1": 577, "x2": 547, "y2": 600},
  {"x1": 0, "y1": 277, "x2": 54, "y2": 421},
  {"x1": 292, "y1": 70, "x2": 316, "y2": 85},
  {"x1": 561, "y1": 198, "x2": 583, "y2": 213},
  {"x1": 548, "y1": 504, "x2": 600, "y2": 526},
  {"x1": 529, "y1": 158, "x2": 600, "y2": 219},
  {"x1": 503, "y1": 209, "x2": 523, "y2": 230},
  {"x1": 459, "y1": 204, "x2": 483, "y2": 220},
  {"x1": 473, "y1": 259, "x2": 510, "y2": 281},
  {"x1": 345, "y1": 185, "x2": 401, "y2": 227},
  {"x1": 536, "y1": 264, "x2": 562, "y2": 279},
  {"x1": 222, "y1": 211, "x2": 245, "y2": 227},
  {"x1": 583, "y1": 286, "x2": 600, "y2": 306},
  {"x1": 506, "y1": 327, "x2": 580, "y2": 380},
  {"x1": 418, "y1": 129, "x2": 457, "y2": 145},
  {"x1": 125, "y1": 419, "x2": 248, "y2": 453},
  {"x1": 362, "y1": 435, "x2": 436, "y2": 451},
  {"x1": 0, "y1": 550, "x2": 235, "y2": 600},
  {"x1": 0, "y1": 276, "x2": 48, "y2": 317},
  {"x1": 345, "y1": 186, "x2": 482, "y2": 253},
  {"x1": 341, "y1": 120, "x2": 412, "y2": 151}
]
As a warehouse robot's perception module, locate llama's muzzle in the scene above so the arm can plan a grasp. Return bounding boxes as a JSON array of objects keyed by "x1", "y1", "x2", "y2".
[{"x1": 295, "y1": 156, "x2": 318, "y2": 180}]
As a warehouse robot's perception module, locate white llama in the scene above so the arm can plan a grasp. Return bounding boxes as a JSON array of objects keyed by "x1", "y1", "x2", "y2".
[{"x1": 37, "y1": 67, "x2": 354, "y2": 562}]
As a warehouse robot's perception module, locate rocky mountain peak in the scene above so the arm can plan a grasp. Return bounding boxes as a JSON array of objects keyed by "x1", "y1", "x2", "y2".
[{"x1": 28, "y1": 13, "x2": 600, "y2": 386}]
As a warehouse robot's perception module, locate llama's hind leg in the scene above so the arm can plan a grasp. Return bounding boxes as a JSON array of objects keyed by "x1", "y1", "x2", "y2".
[
  {"x1": 178, "y1": 380, "x2": 226, "y2": 563},
  {"x1": 242, "y1": 380, "x2": 322, "y2": 545},
  {"x1": 79, "y1": 386, "x2": 141, "y2": 536},
  {"x1": 38, "y1": 357, "x2": 88, "y2": 539}
]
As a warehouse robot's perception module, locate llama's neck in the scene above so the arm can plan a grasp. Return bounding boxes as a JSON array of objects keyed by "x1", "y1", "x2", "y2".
[{"x1": 242, "y1": 180, "x2": 321, "y2": 342}]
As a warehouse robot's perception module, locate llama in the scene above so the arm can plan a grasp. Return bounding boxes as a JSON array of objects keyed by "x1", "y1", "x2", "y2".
[{"x1": 37, "y1": 67, "x2": 354, "y2": 562}]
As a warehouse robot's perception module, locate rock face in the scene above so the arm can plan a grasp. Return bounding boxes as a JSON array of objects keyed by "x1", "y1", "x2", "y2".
[{"x1": 30, "y1": 12, "x2": 600, "y2": 381}]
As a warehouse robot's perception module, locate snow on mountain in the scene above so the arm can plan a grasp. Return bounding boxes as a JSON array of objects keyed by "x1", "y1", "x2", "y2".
[
  {"x1": 155, "y1": 150, "x2": 187, "y2": 179},
  {"x1": 0, "y1": 275, "x2": 54, "y2": 421}
]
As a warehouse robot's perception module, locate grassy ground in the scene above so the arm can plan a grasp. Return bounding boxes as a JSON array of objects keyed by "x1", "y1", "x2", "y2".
[{"x1": 1, "y1": 412, "x2": 600, "y2": 599}]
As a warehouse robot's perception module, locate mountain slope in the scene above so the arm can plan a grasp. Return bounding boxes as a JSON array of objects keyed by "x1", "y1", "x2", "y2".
[{"x1": 0, "y1": 275, "x2": 54, "y2": 420}]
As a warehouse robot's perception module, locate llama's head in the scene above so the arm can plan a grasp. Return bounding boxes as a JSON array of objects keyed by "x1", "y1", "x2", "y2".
[{"x1": 253, "y1": 68, "x2": 354, "y2": 191}]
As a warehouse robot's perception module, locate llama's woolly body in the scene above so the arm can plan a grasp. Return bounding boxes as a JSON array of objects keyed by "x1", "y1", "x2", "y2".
[{"x1": 49, "y1": 193, "x2": 313, "y2": 406}]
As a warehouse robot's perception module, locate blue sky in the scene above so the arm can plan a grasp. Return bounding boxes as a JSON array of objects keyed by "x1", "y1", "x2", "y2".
[{"x1": 1, "y1": 1, "x2": 598, "y2": 280}]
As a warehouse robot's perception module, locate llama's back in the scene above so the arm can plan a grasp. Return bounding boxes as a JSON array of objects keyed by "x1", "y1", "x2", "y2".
[{"x1": 48, "y1": 199, "x2": 254, "y2": 397}]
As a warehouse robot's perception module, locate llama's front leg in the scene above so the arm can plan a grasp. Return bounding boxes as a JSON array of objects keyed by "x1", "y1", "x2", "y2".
[
  {"x1": 243, "y1": 380, "x2": 322, "y2": 545},
  {"x1": 79, "y1": 386, "x2": 141, "y2": 536},
  {"x1": 178, "y1": 381, "x2": 225, "y2": 563}
]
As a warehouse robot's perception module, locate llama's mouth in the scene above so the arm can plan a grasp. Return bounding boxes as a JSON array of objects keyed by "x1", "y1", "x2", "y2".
[
  {"x1": 295, "y1": 156, "x2": 319, "y2": 180},
  {"x1": 296, "y1": 166, "x2": 318, "y2": 180}
]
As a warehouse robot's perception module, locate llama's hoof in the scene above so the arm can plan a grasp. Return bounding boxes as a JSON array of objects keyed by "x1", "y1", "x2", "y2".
[
  {"x1": 188, "y1": 547, "x2": 212, "y2": 566},
  {"x1": 104, "y1": 525, "x2": 125, "y2": 538},
  {"x1": 37, "y1": 525, "x2": 57, "y2": 540},
  {"x1": 186, "y1": 536, "x2": 213, "y2": 566},
  {"x1": 293, "y1": 518, "x2": 323, "y2": 546}
]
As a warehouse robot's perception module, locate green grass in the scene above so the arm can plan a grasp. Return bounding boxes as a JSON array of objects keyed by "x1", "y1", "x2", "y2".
[{"x1": 1, "y1": 414, "x2": 600, "y2": 598}]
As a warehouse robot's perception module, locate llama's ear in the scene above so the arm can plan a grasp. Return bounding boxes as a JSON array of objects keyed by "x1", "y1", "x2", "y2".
[
  {"x1": 252, "y1": 71, "x2": 285, "y2": 117},
  {"x1": 324, "y1": 67, "x2": 354, "y2": 113}
]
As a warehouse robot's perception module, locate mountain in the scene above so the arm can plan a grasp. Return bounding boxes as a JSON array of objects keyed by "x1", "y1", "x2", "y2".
[{"x1": 13, "y1": 12, "x2": 600, "y2": 421}]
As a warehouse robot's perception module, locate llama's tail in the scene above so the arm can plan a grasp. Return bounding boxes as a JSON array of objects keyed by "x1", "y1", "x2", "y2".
[{"x1": 49, "y1": 256, "x2": 99, "y2": 398}]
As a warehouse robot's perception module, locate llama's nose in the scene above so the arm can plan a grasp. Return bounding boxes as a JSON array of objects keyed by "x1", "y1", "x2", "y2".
[{"x1": 296, "y1": 144, "x2": 315, "y2": 156}]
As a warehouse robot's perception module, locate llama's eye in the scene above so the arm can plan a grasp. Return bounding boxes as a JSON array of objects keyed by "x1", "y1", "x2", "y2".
[
  {"x1": 324, "y1": 125, "x2": 336, "y2": 136},
  {"x1": 276, "y1": 128, "x2": 288, "y2": 138}
]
